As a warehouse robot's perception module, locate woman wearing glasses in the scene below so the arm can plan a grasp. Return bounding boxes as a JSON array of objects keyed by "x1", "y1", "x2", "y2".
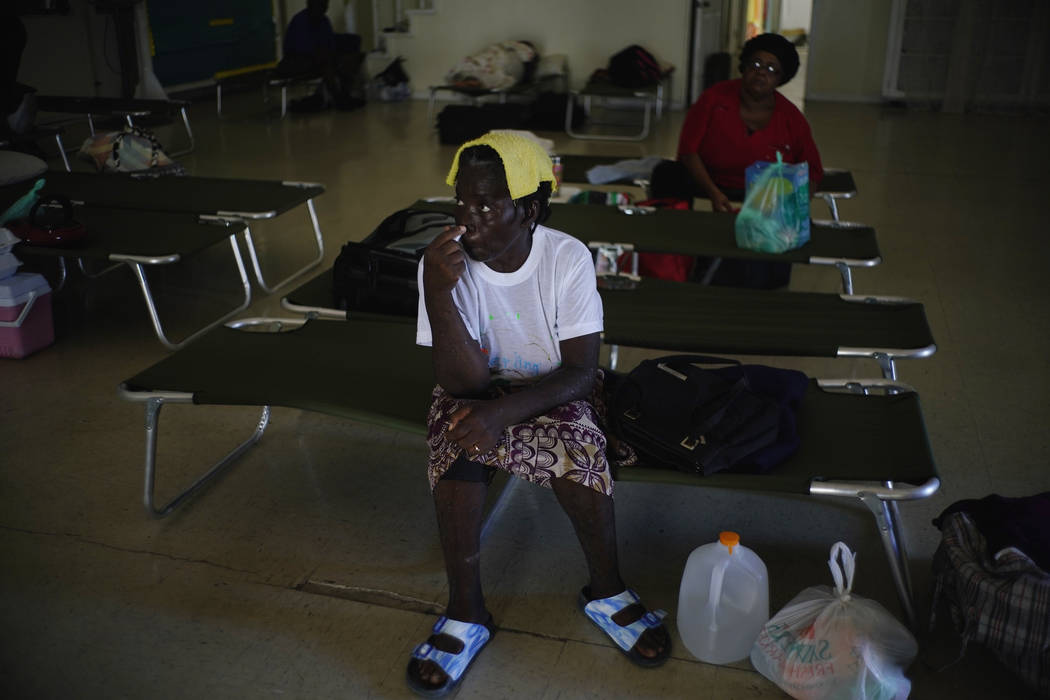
[{"x1": 653, "y1": 33, "x2": 824, "y2": 214}]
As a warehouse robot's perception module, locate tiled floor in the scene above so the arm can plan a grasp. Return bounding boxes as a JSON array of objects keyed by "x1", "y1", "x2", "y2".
[{"x1": 2, "y1": 87, "x2": 1047, "y2": 699}]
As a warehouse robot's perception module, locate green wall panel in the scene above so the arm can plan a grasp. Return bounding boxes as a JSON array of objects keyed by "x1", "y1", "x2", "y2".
[{"x1": 148, "y1": 0, "x2": 276, "y2": 85}]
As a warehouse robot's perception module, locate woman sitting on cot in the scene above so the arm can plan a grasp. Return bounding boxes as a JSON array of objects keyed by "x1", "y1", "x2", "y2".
[
  {"x1": 652, "y1": 32, "x2": 824, "y2": 212},
  {"x1": 408, "y1": 131, "x2": 670, "y2": 696}
]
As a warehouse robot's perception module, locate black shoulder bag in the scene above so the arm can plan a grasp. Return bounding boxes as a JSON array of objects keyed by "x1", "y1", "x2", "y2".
[{"x1": 609, "y1": 355, "x2": 782, "y2": 476}]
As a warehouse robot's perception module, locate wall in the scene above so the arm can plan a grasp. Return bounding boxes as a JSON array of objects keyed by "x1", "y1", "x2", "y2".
[
  {"x1": 16, "y1": 0, "x2": 892, "y2": 105},
  {"x1": 780, "y1": 0, "x2": 812, "y2": 33},
  {"x1": 17, "y1": 1, "x2": 104, "y2": 96},
  {"x1": 384, "y1": 0, "x2": 692, "y2": 106},
  {"x1": 805, "y1": 0, "x2": 891, "y2": 102}
]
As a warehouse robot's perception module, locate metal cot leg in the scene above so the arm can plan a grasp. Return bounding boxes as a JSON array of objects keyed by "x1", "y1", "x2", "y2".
[
  {"x1": 125, "y1": 234, "x2": 253, "y2": 350},
  {"x1": 859, "y1": 491, "x2": 917, "y2": 629},
  {"x1": 835, "y1": 261, "x2": 854, "y2": 295},
  {"x1": 881, "y1": 482, "x2": 915, "y2": 604},
  {"x1": 241, "y1": 198, "x2": 325, "y2": 294},
  {"x1": 822, "y1": 193, "x2": 841, "y2": 221},
  {"x1": 565, "y1": 92, "x2": 653, "y2": 141},
  {"x1": 54, "y1": 133, "x2": 70, "y2": 171},
  {"x1": 142, "y1": 398, "x2": 271, "y2": 518},
  {"x1": 180, "y1": 107, "x2": 195, "y2": 153},
  {"x1": 874, "y1": 353, "x2": 898, "y2": 382}
]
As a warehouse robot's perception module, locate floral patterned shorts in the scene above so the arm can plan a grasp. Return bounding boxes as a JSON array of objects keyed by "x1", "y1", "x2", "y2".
[{"x1": 425, "y1": 374, "x2": 618, "y2": 497}]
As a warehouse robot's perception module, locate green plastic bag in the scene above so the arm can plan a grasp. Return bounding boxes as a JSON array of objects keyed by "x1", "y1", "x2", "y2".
[{"x1": 734, "y1": 152, "x2": 810, "y2": 254}]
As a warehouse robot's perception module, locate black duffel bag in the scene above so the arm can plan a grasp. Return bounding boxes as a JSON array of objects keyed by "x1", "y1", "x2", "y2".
[
  {"x1": 331, "y1": 242, "x2": 419, "y2": 316},
  {"x1": 332, "y1": 208, "x2": 454, "y2": 316},
  {"x1": 609, "y1": 355, "x2": 801, "y2": 476}
]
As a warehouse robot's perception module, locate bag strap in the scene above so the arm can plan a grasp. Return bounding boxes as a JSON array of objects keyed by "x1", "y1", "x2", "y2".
[
  {"x1": 403, "y1": 212, "x2": 455, "y2": 237},
  {"x1": 111, "y1": 125, "x2": 163, "y2": 170},
  {"x1": 640, "y1": 355, "x2": 752, "y2": 439},
  {"x1": 647, "y1": 354, "x2": 742, "y2": 373},
  {"x1": 611, "y1": 354, "x2": 749, "y2": 438},
  {"x1": 687, "y1": 375, "x2": 750, "y2": 437}
]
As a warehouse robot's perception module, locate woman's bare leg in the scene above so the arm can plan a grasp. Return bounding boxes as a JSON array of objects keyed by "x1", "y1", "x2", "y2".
[
  {"x1": 551, "y1": 478, "x2": 669, "y2": 660},
  {"x1": 434, "y1": 478, "x2": 489, "y2": 622},
  {"x1": 409, "y1": 477, "x2": 491, "y2": 688}
]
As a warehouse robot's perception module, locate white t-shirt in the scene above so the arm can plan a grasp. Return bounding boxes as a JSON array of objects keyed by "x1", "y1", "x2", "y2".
[{"x1": 416, "y1": 224, "x2": 603, "y2": 385}]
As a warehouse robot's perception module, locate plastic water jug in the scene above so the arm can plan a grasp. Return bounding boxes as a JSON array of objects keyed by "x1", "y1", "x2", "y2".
[{"x1": 677, "y1": 531, "x2": 769, "y2": 664}]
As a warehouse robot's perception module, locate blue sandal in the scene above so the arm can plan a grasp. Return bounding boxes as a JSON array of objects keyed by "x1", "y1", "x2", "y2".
[
  {"x1": 578, "y1": 587, "x2": 671, "y2": 668},
  {"x1": 406, "y1": 615, "x2": 495, "y2": 697}
]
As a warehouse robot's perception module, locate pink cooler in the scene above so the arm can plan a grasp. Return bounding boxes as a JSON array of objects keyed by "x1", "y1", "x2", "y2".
[{"x1": 0, "y1": 272, "x2": 54, "y2": 359}]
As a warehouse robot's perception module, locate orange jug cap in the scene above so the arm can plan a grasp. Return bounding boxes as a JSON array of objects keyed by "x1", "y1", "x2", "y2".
[{"x1": 719, "y1": 531, "x2": 740, "y2": 553}]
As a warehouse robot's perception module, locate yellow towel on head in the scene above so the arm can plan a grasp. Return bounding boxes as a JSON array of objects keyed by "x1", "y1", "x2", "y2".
[{"x1": 446, "y1": 130, "x2": 558, "y2": 199}]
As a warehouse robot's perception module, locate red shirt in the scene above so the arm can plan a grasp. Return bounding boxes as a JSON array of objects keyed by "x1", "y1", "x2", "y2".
[{"x1": 677, "y1": 79, "x2": 823, "y2": 192}]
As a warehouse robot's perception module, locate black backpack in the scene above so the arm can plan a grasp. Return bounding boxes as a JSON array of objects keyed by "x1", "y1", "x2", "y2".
[
  {"x1": 361, "y1": 208, "x2": 455, "y2": 250},
  {"x1": 332, "y1": 208, "x2": 454, "y2": 316},
  {"x1": 608, "y1": 355, "x2": 807, "y2": 476},
  {"x1": 608, "y1": 45, "x2": 662, "y2": 88}
]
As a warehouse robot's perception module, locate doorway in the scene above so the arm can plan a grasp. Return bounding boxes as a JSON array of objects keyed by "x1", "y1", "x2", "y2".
[{"x1": 688, "y1": 0, "x2": 812, "y2": 109}]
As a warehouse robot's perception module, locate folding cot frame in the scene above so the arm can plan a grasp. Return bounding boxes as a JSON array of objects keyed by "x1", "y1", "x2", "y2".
[
  {"x1": 427, "y1": 51, "x2": 571, "y2": 123},
  {"x1": 118, "y1": 315, "x2": 939, "y2": 628},
  {"x1": 13, "y1": 208, "x2": 251, "y2": 350},
  {"x1": 0, "y1": 126, "x2": 70, "y2": 172},
  {"x1": 412, "y1": 198, "x2": 878, "y2": 295},
  {"x1": 427, "y1": 81, "x2": 533, "y2": 122},
  {"x1": 35, "y1": 95, "x2": 196, "y2": 158},
  {"x1": 213, "y1": 63, "x2": 324, "y2": 119},
  {"x1": 565, "y1": 74, "x2": 673, "y2": 142},
  {"x1": 426, "y1": 72, "x2": 571, "y2": 122},
  {"x1": 268, "y1": 75, "x2": 326, "y2": 119},
  {"x1": 18, "y1": 170, "x2": 326, "y2": 297},
  {"x1": 556, "y1": 154, "x2": 858, "y2": 223},
  {"x1": 213, "y1": 62, "x2": 278, "y2": 118},
  {"x1": 281, "y1": 271, "x2": 935, "y2": 382}
]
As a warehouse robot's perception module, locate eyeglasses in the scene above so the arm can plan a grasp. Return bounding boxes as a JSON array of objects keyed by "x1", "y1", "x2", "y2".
[{"x1": 745, "y1": 59, "x2": 782, "y2": 77}]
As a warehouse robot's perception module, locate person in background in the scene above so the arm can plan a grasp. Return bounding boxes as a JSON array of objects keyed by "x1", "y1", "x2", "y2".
[
  {"x1": 276, "y1": 0, "x2": 364, "y2": 111},
  {"x1": 651, "y1": 33, "x2": 823, "y2": 288},
  {"x1": 407, "y1": 131, "x2": 670, "y2": 696},
  {"x1": 652, "y1": 32, "x2": 823, "y2": 212}
]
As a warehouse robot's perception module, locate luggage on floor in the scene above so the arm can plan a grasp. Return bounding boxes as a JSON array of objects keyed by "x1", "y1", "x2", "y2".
[
  {"x1": 751, "y1": 542, "x2": 918, "y2": 700},
  {"x1": 436, "y1": 103, "x2": 531, "y2": 145},
  {"x1": 526, "y1": 91, "x2": 585, "y2": 131},
  {"x1": 930, "y1": 494, "x2": 1050, "y2": 697}
]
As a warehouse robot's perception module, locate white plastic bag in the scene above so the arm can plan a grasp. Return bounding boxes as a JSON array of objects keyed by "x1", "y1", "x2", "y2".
[{"x1": 750, "y1": 542, "x2": 918, "y2": 700}]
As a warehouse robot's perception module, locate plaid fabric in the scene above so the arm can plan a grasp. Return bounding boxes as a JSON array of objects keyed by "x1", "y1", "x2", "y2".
[{"x1": 931, "y1": 511, "x2": 1050, "y2": 696}]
